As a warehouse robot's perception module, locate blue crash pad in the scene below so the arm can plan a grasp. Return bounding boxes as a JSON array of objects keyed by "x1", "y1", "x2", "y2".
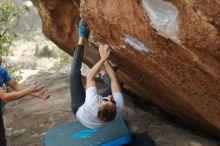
[{"x1": 44, "y1": 116, "x2": 132, "y2": 146}]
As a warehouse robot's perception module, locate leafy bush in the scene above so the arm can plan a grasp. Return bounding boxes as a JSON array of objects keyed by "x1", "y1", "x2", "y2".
[
  {"x1": 0, "y1": 0, "x2": 21, "y2": 81},
  {"x1": 0, "y1": 0, "x2": 20, "y2": 54}
]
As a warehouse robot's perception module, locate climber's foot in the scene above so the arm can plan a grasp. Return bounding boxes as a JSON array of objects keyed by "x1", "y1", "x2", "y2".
[{"x1": 79, "y1": 19, "x2": 89, "y2": 39}]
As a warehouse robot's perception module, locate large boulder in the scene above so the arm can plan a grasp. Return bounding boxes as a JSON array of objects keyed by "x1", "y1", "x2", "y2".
[{"x1": 31, "y1": 0, "x2": 220, "y2": 137}]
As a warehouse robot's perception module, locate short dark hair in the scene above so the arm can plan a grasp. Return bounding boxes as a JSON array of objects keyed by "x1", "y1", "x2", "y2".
[{"x1": 97, "y1": 104, "x2": 117, "y2": 122}]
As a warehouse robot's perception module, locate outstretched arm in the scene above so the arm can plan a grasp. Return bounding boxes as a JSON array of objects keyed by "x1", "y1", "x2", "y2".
[
  {"x1": 86, "y1": 60, "x2": 105, "y2": 88},
  {"x1": 0, "y1": 85, "x2": 43, "y2": 101},
  {"x1": 102, "y1": 45, "x2": 121, "y2": 93},
  {"x1": 6, "y1": 80, "x2": 50, "y2": 100},
  {"x1": 86, "y1": 45, "x2": 110, "y2": 89},
  {"x1": 104, "y1": 60, "x2": 121, "y2": 93}
]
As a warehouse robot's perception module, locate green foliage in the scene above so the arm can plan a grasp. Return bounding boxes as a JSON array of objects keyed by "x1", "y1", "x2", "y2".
[
  {"x1": 0, "y1": 33, "x2": 12, "y2": 56},
  {"x1": 5, "y1": 62, "x2": 22, "y2": 81},
  {"x1": 0, "y1": 0, "x2": 20, "y2": 26},
  {"x1": 0, "y1": 0, "x2": 20, "y2": 55},
  {"x1": 0, "y1": 0, "x2": 21, "y2": 81}
]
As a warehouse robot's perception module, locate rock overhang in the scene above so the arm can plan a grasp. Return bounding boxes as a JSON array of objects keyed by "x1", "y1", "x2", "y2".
[{"x1": 31, "y1": 0, "x2": 220, "y2": 138}]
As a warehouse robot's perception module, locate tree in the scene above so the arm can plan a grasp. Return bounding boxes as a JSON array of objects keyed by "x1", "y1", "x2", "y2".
[
  {"x1": 0, "y1": 0, "x2": 20, "y2": 55},
  {"x1": 0, "y1": 0, "x2": 21, "y2": 80}
]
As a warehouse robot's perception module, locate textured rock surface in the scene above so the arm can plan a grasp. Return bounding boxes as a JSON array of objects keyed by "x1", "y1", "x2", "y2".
[{"x1": 32, "y1": 0, "x2": 220, "y2": 137}]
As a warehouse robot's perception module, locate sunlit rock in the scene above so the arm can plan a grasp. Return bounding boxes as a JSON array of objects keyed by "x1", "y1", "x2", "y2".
[
  {"x1": 123, "y1": 35, "x2": 149, "y2": 54},
  {"x1": 141, "y1": 0, "x2": 179, "y2": 43},
  {"x1": 23, "y1": 1, "x2": 33, "y2": 7}
]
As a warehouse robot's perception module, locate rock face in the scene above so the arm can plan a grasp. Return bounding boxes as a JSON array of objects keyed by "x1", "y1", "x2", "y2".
[{"x1": 31, "y1": 0, "x2": 220, "y2": 137}]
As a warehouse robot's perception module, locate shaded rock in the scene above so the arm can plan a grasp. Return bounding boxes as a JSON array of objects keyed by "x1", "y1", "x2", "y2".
[
  {"x1": 31, "y1": 0, "x2": 81, "y2": 55},
  {"x1": 31, "y1": 0, "x2": 220, "y2": 137},
  {"x1": 188, "y1": 141, "x2": 204, "y2": 146}
]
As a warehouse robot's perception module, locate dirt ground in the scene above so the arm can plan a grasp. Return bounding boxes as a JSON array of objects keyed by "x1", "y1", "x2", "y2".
[{"x1": 3, "y1": 72, "x2": 220, "y2": 146}]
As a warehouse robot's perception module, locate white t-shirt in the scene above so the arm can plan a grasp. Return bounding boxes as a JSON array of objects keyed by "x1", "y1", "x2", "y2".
[{"x1": 76, "y1": 87, "x2": 124, "y2": 129}]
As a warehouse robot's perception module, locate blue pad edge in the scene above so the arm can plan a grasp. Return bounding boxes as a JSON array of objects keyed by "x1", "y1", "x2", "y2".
[{"x1": 44, "y1": 116, "x2": 132, "y2": 146}]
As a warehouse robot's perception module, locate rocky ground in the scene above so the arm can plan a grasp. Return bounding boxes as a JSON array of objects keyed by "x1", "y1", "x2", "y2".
[{"x1": 3, "y1": 71, "x2": 220, "y2": 146}]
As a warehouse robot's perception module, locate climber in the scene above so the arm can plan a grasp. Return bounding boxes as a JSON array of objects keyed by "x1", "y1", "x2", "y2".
[
  {"x1": 0, "y1": 55, "x2": 50, "y2": 146},
  {"x1": 70, "y1": 19, "x2": 124, "y2": 129}
]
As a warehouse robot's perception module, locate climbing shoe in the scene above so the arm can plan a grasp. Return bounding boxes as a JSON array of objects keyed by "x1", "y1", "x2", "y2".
[{"x1": 79, "y1": 19, "x2": 89, "y2": 39}]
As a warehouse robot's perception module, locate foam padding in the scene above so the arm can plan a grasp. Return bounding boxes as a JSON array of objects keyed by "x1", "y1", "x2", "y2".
[{"x1": 44, "y1": 116, "x2": 132, "y2": 146}]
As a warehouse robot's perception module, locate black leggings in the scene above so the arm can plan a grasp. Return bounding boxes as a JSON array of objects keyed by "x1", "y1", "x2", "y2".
[
  {"x1": 70, "y1": 45, "x2": 111, "y2": 114},
  {"x1": 0, "y1": 113, "x2": 6, "y2": 146}
]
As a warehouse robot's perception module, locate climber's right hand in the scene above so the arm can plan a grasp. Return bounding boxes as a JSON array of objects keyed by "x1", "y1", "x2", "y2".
[{"x1": 99, "y1": 44, "x2": 110, "y2": 61}]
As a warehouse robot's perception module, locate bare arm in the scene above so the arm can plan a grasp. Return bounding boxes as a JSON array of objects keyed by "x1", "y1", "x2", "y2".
[
  {"x1": 6, "y1": 79, "x2": 29, "y2": 91},
  {"x1": 86, "y1": 45, "x2": 110, "y2": 88},
  {"x1": 6, "y1": 80, "x2": 50, "y2": 100},
  {"x1": 99, "y1": 45, "x2": 121, "y2": 93},
  {"x1": 104, "y1": 60, "x2": 121, "y2": 93},
  {"x1": 0, "y1": 85, "x2": 42, "y2": 101},
  {"x1": 86, "y1": 59, "x2": 105, "y2": 88}
]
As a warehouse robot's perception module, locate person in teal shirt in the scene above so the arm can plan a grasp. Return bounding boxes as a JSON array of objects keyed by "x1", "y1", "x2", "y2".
[{"x1": 0, "y1": 55, "x2": 50, "y2": 146}]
